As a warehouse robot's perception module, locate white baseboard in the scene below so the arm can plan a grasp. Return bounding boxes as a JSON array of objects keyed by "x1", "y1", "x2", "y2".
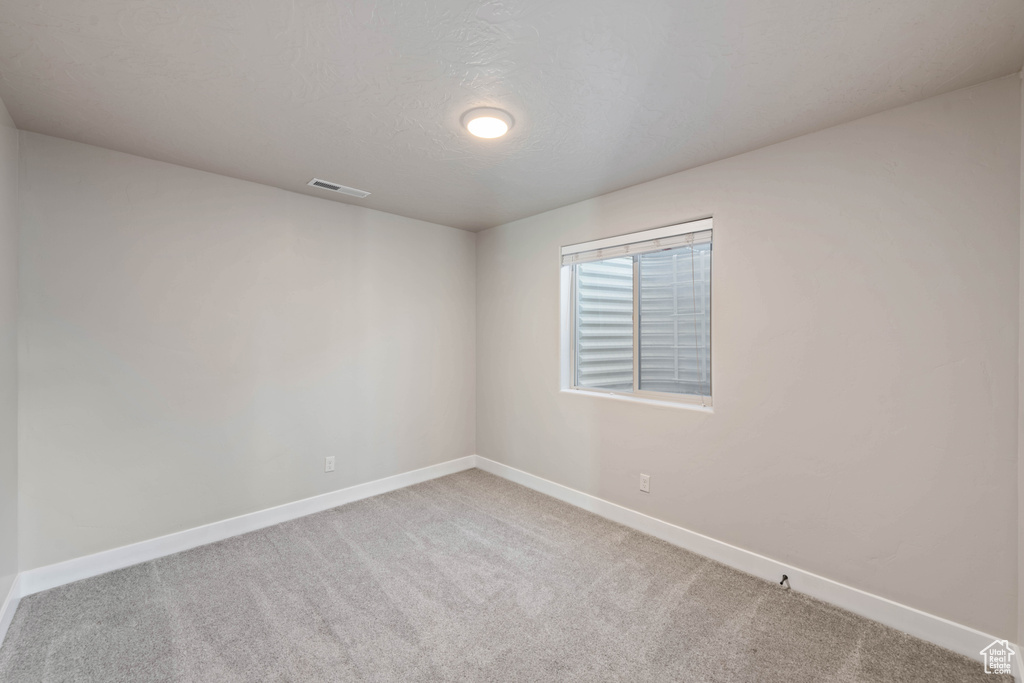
[
  {"x1": 474, "y1": 455, "x2": 1018, "y2": 673},
  {"x1": 18, "y1": 455, "x2": 477, "y2": 598},
  {"x1": 0, "y1": 574, "x2": 20, "y2": 648}
]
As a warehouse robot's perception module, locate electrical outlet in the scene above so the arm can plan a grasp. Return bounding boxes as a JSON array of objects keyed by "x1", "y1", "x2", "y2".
[
  {"x1": 640, "y1": 473, "x2": 650, "y2": 493},
  {"x1": 325, "y1": 456, "x2": 335, "y2": 473}
]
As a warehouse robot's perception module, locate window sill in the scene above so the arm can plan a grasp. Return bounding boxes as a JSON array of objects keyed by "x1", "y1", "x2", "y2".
[{"x1": 559, "y1": 388, "x2": 713, "y2": 413}]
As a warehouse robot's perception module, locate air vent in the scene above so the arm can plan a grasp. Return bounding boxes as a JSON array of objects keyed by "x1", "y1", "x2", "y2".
[{"x1": 307, "y1": 178, "x2": 371, "y2": 199}]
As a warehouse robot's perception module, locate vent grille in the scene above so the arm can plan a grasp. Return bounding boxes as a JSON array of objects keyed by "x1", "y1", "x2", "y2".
[{"x1": 307, "y1": 178, "x2": 371, "y2": 198}]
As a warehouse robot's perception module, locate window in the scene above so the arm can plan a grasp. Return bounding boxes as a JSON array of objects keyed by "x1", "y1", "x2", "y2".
[{"x1": 561, "y1": 219, "x2": 712, "y2": 407}]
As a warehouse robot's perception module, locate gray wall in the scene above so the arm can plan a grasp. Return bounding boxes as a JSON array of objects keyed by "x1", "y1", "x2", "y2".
[
  {"x1": 1019, "y1": 69, "x2": 1024, "y2": 648},
  {"x1": 0, "y1": 95, "x2": 18, "y2": 602},
  {"x1": 18, "y1": 132, "x2": 477, "y2": 570},
  {"x1": 477, "y1": 76, "x2": 1021, "y2": 639}
]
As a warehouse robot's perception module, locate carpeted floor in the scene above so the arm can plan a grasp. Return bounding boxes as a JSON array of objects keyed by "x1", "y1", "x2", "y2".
[{"x1": 0, "y1": 469, "x2": 1006, "y2": 682}]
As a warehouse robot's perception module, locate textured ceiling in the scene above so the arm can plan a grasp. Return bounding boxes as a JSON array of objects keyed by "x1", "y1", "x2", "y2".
[{"x1": 1, "y1": 0, "x2": 1022, "y2": 231}]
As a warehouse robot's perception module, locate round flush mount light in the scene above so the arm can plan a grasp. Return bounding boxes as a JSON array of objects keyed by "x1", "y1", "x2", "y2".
[{"x1": 461, "y1": 107, "x2": 514, "y2": 139}]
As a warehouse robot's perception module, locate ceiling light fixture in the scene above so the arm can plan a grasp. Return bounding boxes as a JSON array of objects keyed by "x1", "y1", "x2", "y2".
[{"x1": 461, "y1": 107, "x2": 514, "y2": 139}]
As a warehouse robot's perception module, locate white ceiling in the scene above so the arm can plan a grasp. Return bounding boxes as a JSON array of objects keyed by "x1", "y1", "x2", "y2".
[{"x1": 1, "y1": 0, "x2": 1022, "y2": 231}]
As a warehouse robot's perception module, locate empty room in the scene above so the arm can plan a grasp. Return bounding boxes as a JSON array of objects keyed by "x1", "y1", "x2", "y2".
[{"x1": 0, "y1": 0, "x2": 1022, "y2": 681}]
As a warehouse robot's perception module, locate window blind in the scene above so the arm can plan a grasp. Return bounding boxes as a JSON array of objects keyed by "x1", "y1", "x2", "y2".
[{"x1": 561, "y1": 229, "x2": 711, "y2": 266}]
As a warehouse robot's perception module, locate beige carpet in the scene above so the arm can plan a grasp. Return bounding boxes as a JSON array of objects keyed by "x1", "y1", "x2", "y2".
[{"x1": 0, "y1": 469, "x2": 1005, "y2": 682}]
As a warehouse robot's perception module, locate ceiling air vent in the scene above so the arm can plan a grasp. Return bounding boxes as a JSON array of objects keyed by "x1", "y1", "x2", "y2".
[{"x1": 307, "y1": 178, "x2": 371, "y2": 199}]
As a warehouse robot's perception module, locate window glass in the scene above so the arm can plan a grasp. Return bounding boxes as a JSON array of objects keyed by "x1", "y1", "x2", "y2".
[
  {"x1": 639, "y1": 243, "x2": 711, "y2": 397},
  {"x1": 574, "y1": 257, "x2": 633, "y2": 391}
]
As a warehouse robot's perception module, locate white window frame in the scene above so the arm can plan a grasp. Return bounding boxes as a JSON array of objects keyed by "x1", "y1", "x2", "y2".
[{"x1": 560, "y1": 217, "x2": 713, "y2": 410}]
